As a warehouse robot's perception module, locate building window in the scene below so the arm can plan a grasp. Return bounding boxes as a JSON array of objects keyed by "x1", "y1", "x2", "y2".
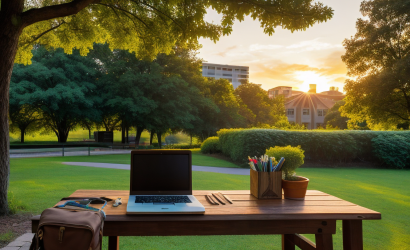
[
  {"x1": 238, "y1": 75, "x2": 248, "y2": 78},
  {"x1": 283, "y1": 90, "x2": 290, "y2": 95},
  {"x1": 208, "y1": 72, "x2": 215, "y2": 75},
  {"x1": 287, "y1": 109, "x2": 294, "y2": 116},
  {"x1": 241, "y1": 69, "x2": 248, "y2": 72},
  {"x1": 217, "y1": 67, "x2": 221, "y2": 70},
  {"x1": 275, "y1": 90, "x2": 279, "y2": 96},
  {"x1": 303, "y1": 109, "x2": 310, "y2": 115},
  {"x1": 208, "y1": 66, "x2": 215, "y2": 70},
  {"x1": 318, "y1": 109, "x2": 323, "y2": 116},
  {"x1": 223, "y1": 74, "x2": 232, "y2": 77},
  {"x1": 235, "y1": 69, "x2": 240, "y2": 71}
]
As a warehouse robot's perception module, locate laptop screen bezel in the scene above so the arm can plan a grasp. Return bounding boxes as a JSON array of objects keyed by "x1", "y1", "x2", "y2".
[{"x1": 130, "y1": 150, "x2": 192, "y2": 195}]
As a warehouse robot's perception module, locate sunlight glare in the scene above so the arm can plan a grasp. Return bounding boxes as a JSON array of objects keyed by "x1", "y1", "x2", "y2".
[{"x1": 294, "y1": 71, "x2": 330, "y2": 93}]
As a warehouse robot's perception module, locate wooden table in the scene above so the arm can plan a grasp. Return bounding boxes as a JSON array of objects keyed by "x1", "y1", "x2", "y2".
[{"x1": 31, "y1": 190, "x2": 381, "y2": 250}]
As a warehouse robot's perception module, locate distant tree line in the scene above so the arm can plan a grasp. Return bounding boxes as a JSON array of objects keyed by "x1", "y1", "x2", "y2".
[{"x1": 9, "y1": 44, "x2": 287, "y2": 144}]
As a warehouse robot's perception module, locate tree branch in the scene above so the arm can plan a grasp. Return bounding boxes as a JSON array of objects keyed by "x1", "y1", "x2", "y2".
[
  {"x1": 22, "y1": 20, "x2": 66, "y2": 48},
  {"x1": 21, "y1": 0, "x2": 101, "y2": 27},
  {"x1": 97, "y1": 3, "x2": 149, "y2": 29}
]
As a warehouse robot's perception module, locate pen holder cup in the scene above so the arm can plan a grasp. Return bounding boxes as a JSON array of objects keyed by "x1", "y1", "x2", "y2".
[{"x1": 250, "y1": 169, "x2": 282, "y2": 199}]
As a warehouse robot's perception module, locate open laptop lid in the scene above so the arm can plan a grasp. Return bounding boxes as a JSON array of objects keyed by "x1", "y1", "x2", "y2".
[{"x1": 130, "y1": 150, "x2": 192, "y2": 195}]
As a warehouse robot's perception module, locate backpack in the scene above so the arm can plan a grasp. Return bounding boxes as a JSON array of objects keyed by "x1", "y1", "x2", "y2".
[{"x1": 30, "y1": 208, "x2": 105, "y2": 250}]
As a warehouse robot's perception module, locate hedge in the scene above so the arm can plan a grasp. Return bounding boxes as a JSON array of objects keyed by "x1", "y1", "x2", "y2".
[
  {"x1": 200, "y1": 137, "x2": 221, "y2": 154},
  {"x1": 217, "y1": 129, "x2": 410, "y2": 168}
]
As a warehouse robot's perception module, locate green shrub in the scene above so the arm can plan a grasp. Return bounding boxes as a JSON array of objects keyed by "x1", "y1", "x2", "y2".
[
  {"x1": 201, "y1": 137, "x2": 221, "y2": 154},
  {"x1": 8, "y1": 191, "x2": 27, "y2": 214},
  {"x1": 265, "y1": 146, "x2": 305, "y2": 180},
  {"x1": 372, "y1": 134, "x2": 410, "y2": 169},
  {"x1": 217, "y1": 128, "x2": 410, "y2": 166}
]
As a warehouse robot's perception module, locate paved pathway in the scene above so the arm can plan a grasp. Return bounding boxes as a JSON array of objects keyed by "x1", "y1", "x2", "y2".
[
  {"x1": 62, "y1": 162, "x2": 250, "y2": 175},
  {"x1": 10, "y1": 149, "x2": 133, "y2": 158}
]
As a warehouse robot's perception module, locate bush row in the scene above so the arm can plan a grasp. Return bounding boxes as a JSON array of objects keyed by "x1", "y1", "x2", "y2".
[
  {"x1": 217, "y1": 129, "x2": 410, "y2": 169},
  {"x1": 200, "y1": 137, "x2": 220, "y2": 154}
]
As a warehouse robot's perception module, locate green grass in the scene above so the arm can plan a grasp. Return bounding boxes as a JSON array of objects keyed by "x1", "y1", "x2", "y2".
[
  {"x1": 6, "y1": 154, "x2": 410, "y2": 249},
  {"x1": 0, "y1": 231, "x2": 16, "y2": 242},
  {"x1": 10, "y1": 128, "x2": 199, "y2": 145},
  {"x1": 61, "y1": 150, "x2": 241, "y2": 168}
]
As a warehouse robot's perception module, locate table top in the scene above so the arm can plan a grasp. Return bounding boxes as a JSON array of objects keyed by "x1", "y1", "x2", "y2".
[{"x1": 57, "y1": 190, "x2": 381, "y2": 222}]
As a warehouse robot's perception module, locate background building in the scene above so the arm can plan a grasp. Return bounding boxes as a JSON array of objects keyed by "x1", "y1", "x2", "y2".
[
  {"x1": 202, "y1": 63, "x2": 249, "y2": 89},
  {"x1": 269, "y1": 84, "x2": 345, "y2": 129}
]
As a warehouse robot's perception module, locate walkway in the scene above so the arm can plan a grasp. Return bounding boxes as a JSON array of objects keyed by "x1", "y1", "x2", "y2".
[
  {"x1": 62, "y1": 162, "x2": 250, "y2": 175},
  {"x1": 10, "y1": 148, "x2": 133, "y2": 158}
]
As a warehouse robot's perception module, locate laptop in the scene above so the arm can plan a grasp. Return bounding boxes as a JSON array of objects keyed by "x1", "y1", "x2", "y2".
[{"x1": 126, "y1": 150, "x2": 205, "y2": 214}]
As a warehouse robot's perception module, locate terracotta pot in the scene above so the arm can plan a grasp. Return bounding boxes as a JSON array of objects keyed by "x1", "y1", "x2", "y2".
[{"x1": 282, "y1": 176, "x2": 309, "y2": 200}]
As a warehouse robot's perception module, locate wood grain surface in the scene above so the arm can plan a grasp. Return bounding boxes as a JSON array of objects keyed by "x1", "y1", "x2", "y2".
[
  {"x1": 31, "y1": 190, "x2": 380, "y2": 250},
  {"x1": 52, "y1": 190, "x2": 380, "y2": 221}
]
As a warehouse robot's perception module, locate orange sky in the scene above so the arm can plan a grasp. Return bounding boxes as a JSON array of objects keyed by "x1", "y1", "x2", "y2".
[{"x1": 198, "y1": 0, "x2": 363, "y2": 93}]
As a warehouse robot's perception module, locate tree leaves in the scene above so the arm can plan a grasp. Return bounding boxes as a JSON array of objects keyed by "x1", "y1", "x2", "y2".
[{"x1": 342, "y1": 0, "x2": 410, "y2": 128}]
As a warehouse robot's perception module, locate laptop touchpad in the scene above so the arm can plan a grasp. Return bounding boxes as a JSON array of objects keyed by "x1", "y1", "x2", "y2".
[{"x1": 154, "y1": 203, "x2": 175, "y2": 205}]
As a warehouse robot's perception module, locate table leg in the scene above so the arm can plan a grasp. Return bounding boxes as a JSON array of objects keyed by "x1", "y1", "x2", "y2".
[
  {"x1": 108, "y1": 236, "x2": 119, "y2": 250},
  {"x1": 282, "y1": 234, "x2": 295, "y2": 250},
  {"x1": 315, "y1": 233, "x2": 333, "y2": 250},
  {"x1": 342, "y1": 220, "x2": 363, "y2": 250}
]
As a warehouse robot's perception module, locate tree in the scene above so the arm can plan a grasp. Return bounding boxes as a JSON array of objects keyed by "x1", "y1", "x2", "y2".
[
  {"x1": 341, "y1": 0, "x2": 410, "y2": 129},
  {"x1": 324, "y1": 100, "x2": 349, "y2": 129},
  {"x1": 9, "y1": 79, "x2": 42, "y2": 143},
  {"x1": 8, "y1": 104, "x2": 41, "y2": 143},
  {"x1": 0, "y1": 0, "x2": 333, "y2": 215},
  {"x1": 156, "y1": 47, "x2": 246, "y2": 140},
  {"x1": 235, "y1": 82, "x2": 287, "y2": 126},
  {"x1": 10, "y1": 47, "x2": 101, "y2": 143}
]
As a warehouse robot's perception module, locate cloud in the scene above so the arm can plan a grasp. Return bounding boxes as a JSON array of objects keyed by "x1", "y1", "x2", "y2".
[
  {"x1": 214, "y1": 45, "x2": 238, "y2": 57},
  {"x1": 285, "y1": 39, "x2": 343, "y2": 52},
  {"x1": 252, "y1": 61, "x2": 321, "y2": 82},
  {"x1": 334, "y1": 77, "x2": 347, "y2": 83},
  {"x1": 249, "y1": 44, "x2": 283, "y2": 51},
  {"x1": 317, "y1": 50, "x2": 347, "y2": 75}
]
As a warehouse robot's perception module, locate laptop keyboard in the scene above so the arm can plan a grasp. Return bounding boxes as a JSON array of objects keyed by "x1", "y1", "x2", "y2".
[{"x1": 135, "y1": 196, "x2": 192, "y2": 203}]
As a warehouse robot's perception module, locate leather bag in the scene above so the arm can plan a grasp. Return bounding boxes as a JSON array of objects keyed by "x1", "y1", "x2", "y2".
[{"x1": 30, "y1": 208, "x2": 104, "y2": 250}]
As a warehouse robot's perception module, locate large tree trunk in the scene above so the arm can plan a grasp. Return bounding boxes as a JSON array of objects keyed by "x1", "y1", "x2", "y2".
[
  {"x1": 121, "y1": 123, "x2": 125, "y2": 144},
  {"x1": 135, "y1": 126, "x2": 144, "y2": 147},
  {"x1": 158, "y1": 132, "x2": 162, "y2": 149},
  {"x1": 20, "y1": 128, "x2": 25, "y2": 143},
  {"x1": 0, "y1": 0, "x2": 25, "y2": 215}
]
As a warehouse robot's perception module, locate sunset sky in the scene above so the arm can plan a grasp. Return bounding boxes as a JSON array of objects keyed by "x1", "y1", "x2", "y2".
[{"x1": 198, "y1": 0, "x2": 363, "y2": 93}]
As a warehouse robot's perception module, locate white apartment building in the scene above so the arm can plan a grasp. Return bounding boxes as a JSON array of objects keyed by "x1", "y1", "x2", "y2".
[{"x1": 202, "y1": 63, "x2": 249, "y2": 89}]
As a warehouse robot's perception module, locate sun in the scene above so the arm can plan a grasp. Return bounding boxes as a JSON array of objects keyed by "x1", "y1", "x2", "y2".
[{"x1": 294, "y1": 71, "x2": 330, "y2": 93}]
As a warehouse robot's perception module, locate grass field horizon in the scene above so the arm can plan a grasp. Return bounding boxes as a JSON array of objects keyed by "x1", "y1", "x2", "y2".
[
  {"x1": 9, "y1": 128, "x2": 200, "y2": 145},
  {"x1": 4, "y1": 153, "x2": 410, "y2": 249}
]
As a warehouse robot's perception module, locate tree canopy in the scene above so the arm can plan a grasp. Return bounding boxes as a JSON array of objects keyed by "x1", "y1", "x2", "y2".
[
  {"x1": 324, "y1": 100, "x2": 348, "y2": 130},
  {"x1": 10, "y1": 46, "x2": 101, "y2": 142},
  {"x1": 0, "y1": 0, "x2": 333, "y2": 215},
  {"x1": 341, "y1": 0, "x2": 410, "y2": 129},
  {"x1": 234, "y1": 82, "x2": 287, "y2": 126}
]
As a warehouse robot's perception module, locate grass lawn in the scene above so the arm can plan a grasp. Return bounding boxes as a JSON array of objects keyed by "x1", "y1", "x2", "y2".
[
  {"x1": 6, "y1": 154, "x2": 410, "y2": 249},
  {"x1": 61, "y1": 149, "x2": 241, "y2": 168}
]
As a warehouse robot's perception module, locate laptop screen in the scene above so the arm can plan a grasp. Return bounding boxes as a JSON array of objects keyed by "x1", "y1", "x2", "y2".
[{"x1": 130, "y1": 150, "x2": 192, "y2": 195}]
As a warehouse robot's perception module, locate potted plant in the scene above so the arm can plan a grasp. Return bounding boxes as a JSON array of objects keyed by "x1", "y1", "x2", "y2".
[{"x1": 265, "y1": 145, "x2": 308, "y2": 200}]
